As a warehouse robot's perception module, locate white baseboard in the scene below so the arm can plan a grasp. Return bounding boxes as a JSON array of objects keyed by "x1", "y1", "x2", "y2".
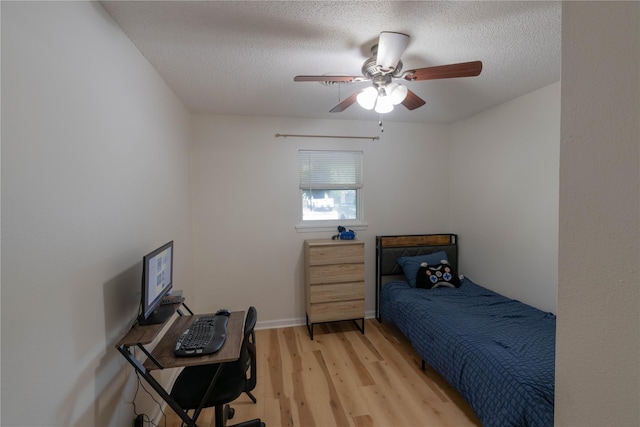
[{"x1": 255, "y1": 310, "x2": 376, "y2": 331}]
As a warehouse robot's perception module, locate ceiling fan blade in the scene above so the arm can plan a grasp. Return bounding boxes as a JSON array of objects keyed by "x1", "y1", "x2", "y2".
[
  {"x1": 376, "y1": 32, "x2": 410, "y2": 72},
  {"x1": 330, "y1": 90, "x2": 362, "y2": 113},
  {"x1": 294, "y1": 75, "x2": 363, "y2": 82},
  {"x1": 404, "y1": 61, "x2": 483, "y2": 81},
  {"x1": 401, "y1": 89, "x2": 426, "y2": 110}
]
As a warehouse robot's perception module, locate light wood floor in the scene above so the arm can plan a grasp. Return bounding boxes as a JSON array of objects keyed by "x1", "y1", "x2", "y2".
[{"x1": 165, "y1": 319, "x2": 480, "y2": 427}]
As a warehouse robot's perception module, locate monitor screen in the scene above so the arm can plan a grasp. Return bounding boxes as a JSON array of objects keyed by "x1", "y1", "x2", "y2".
[{"x1": 138, "y1": 241, "x2": 174, "y2": 325}]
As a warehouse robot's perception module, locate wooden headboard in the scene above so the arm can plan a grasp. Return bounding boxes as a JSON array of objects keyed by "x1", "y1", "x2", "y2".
[{"x1": 375, "y1": 234, "x2": 458, "y2": 320}]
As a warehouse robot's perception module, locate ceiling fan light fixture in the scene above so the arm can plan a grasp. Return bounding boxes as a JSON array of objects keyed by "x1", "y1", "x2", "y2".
[
  {"x1": 374, "y1": 95, "x2": 394, "y2": 114},
  {"x1": 386, "y1": 83, "x2": 408, "y2": 105},
  {"x1": 376, "y1": 32, "x2": 410, "y2": 72},
  {"x1": 356, "y1": 87, "x2": 378, "y2": 110}
]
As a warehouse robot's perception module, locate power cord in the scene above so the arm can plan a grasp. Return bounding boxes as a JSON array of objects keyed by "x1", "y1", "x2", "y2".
[{"x1": 132, "y1": 371, "x2": 167, "y2": 427}]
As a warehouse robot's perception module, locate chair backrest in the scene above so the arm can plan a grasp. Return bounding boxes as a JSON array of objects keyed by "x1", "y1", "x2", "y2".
[
  {"x1": 242, "y1": 306, "x2": 257, "y2": 392},
  {"x1": 244, "y1": 306, "x2": 257, "y2": 337},
  {"x1": 240, "y1": 306, "x2": 257, "y2": 367}
]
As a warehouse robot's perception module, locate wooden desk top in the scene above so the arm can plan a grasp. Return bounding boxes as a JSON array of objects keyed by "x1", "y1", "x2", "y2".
[
  {"x1": 116, "y1": 302, "x2": 185, "y2": 348},
  {"x1": 143, "y1": 310, "x2": 245, "y2": 370}
]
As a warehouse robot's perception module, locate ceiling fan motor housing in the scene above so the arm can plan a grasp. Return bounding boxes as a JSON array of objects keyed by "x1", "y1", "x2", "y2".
[{"x1": 362, "y1": 55, "x2": 404, "y2": 79}]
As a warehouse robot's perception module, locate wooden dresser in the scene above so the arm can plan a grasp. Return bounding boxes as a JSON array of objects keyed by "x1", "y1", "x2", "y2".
[{"x1": 304, "y1": 239, "x2": 365, "y2": 339}]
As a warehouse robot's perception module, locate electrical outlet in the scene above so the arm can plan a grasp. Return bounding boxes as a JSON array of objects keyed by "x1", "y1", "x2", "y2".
[{"x1": 134, "y1": 414, "x2": 145, "y2": 427}]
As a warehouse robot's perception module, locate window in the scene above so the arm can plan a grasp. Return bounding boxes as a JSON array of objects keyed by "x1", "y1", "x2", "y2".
[{"x1": 298, "y1": 150, "x2": 365, "y2": 230}]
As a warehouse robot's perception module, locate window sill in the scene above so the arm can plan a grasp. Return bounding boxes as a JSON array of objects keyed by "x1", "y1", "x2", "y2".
[{"x1": 295, "y1": 220, "x2": 368, "y2": 233}]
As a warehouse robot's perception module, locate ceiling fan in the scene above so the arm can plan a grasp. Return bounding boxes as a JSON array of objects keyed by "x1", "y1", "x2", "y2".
[{"x1": 294, "y1": 32, "x2": 483, "y2": 114}]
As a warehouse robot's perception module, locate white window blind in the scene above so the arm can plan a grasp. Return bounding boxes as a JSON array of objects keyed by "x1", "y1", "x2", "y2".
[{"x1": 298, "y1": 150, "x2": 363, "y2": 190}]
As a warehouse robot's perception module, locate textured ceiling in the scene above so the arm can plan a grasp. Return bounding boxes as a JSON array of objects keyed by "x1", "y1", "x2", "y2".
[{"x1": 101, "y1": 1, "x2": 561, "y2": 124}]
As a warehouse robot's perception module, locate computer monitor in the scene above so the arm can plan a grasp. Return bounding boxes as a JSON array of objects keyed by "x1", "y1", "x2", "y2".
[{"x1": 138, "y1": 241, "x2": 174, "y2": 325}]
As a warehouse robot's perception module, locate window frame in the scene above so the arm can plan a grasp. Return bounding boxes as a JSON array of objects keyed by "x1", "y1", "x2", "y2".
[{"x1": 296, "y1": 150, "x2": 368, "y2": 232}]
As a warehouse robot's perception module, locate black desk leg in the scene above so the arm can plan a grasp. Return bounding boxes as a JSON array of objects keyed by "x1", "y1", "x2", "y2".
[
  {"x1": 117, "y1": 345, "x2": 197, "y2": 427},
  {"x1": 191, "y1": 364, "x2": 224, "y2": 423},
  {"x1": 306, "y1": 314, "x2": 314, "y2": 340}
]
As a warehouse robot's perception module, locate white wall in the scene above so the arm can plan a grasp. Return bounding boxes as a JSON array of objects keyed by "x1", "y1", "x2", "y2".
[
  {"x1": 189, "y1": 114, "x2": 452, "y2": 324},
  {"x1": 556, "y1": 2, "x2": 639, "y2": 426},
  {"x1": 1, "y1": 2, "x2": 193, "y2": 426},
  {"x1": 449, "y1": 82, "x2": 560, "y2": 313}
]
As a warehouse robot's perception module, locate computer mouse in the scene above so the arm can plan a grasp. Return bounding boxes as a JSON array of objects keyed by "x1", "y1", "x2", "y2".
[{"x1": 216, "y1": 309, "x2": 231, "y2": 316}]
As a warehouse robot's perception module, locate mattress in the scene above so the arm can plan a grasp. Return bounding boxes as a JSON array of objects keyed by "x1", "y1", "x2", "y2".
[{"x1": 380, "y1": 278, "x2": 556, "y2": 427}]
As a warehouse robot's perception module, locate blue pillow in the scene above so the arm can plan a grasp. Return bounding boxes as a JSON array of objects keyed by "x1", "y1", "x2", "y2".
[{"x1": 396, "y1": 251, "x2": 449, "y2": 287}]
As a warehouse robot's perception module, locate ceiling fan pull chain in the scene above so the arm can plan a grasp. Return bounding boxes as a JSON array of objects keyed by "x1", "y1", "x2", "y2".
[{"x1": 379, "y1": 115, "x2": 384, "y2": 132}]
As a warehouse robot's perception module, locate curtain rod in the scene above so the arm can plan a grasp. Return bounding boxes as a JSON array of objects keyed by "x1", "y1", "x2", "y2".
[{"x1": 275, "y1": 133, "x2": 380, "y2": 141}]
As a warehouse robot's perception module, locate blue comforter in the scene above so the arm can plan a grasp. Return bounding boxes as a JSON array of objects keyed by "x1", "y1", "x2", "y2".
[{"x1": 380, "y1": 278, "x2": 555, "y2": 427}]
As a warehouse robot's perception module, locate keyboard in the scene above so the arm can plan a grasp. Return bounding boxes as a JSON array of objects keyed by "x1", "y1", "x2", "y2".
[{"x1": 174, "y1": 313, "x2": 228, "y2": 357}]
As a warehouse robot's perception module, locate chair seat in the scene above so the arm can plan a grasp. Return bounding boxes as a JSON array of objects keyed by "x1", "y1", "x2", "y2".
[{"x1": 170, "y1": 359, "x2": 247, "y2": 410}]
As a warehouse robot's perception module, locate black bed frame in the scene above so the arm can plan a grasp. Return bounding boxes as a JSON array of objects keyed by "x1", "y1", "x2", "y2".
[{"x1": 375, "y1": 234, "x2": 458, "y2": 321}]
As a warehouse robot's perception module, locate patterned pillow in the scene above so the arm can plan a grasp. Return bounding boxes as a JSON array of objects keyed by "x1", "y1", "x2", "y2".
[
  {"x1": 415, "y1": 260, "x2": 461, "y2": 289},
  {"x1": 396, "y1": 251, "x2": 449, "y2": 287}
]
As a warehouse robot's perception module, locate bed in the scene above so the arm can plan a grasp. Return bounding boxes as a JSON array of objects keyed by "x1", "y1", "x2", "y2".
[{"x1": 376, "y1": 234, "x2": 555, "y2": 427}]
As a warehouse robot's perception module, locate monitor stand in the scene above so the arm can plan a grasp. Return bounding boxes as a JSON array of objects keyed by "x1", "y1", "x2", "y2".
[{"x1": 138, "y1": 304, "x2": 176, "y2": 326}]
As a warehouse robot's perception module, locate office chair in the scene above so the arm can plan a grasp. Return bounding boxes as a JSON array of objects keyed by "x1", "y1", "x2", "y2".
[{"x1": 170, "y1": 306, "x2": 264, "y2": 427}]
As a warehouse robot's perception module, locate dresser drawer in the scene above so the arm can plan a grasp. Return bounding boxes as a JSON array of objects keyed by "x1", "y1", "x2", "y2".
[
  {"x1": 310, "y1": 282, "x2": 364, "y2": 304},
  {"x1": 308, "y1": 300, "x2": 366, "y2": 323},
  {"x1": 309, "y1": 263, "x2": 364, "y2": 284},
  {"x1": 308, "y1": 244, "x2": 364, "y2": 265}
]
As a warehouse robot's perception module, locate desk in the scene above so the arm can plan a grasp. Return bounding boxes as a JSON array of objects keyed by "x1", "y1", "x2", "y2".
[{"x1": 116, "y1": 305, "x2": 245, "y2": 427}]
